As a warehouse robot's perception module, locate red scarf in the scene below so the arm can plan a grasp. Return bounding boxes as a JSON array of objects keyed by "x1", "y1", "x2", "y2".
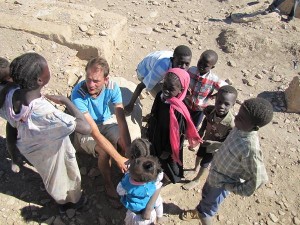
[{"x1": 166, "y1": 68, "x2": 202, "y2": 165}]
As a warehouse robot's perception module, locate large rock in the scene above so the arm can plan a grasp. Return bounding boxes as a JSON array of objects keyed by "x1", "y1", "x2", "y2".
[
  {"x1": 111, "y1": 77, "x2": 142, "y2": 140},
  {"x1": 0, "y1": 0, "x2": 128, "y2": 65},
  {"x1": 285, "y1": 76, "x2": 300, "y2": 113}
]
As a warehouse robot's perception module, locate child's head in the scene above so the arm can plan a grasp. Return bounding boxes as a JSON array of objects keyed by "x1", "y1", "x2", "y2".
[
  {"x1": 171, "y1": 45, "x2": 192, "y2": 71},
  {"x1": 129, "y1": 156, "x2": 161, "y2": 182},
  {"x1": 127, "y1": 138, "x2": 151, "y2": 160},
  {"x1": 197, "y1": 50, "x2": 218, "y2": 75},
  {"x1": 215, "y1": 85, "x2": 237, "y2": 117},
  {"x1": 235, "y1": 98, "x2": 273, "y2": 132},
  {"x1": 0, "y1": 57, "x2": 11, "y2": 82},
  {"x1": 162, "y1": 68, "x2": 190, "y2": 100},
  {"x1": 10, "y1": 53, "x2": 49, "y2": 90}
]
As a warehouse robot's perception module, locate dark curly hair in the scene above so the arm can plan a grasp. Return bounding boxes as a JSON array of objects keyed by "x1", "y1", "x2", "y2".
[
  {"x1": 10, "y1": 53, "x2": 47, "y2": 90},
  {"x1": 201, "y1": 50, "x2": 218, "y2": 64},
  {"x1": 173, "y1": 45, "x2": 192, "y2": 58},
  {"x1": 129, "y1": 156, "x2": 161, "y2": 182},
  {"x1": 0, "y1": 57, "x2": 10, "y2": 82},
  {"x1": 127, "y1": 138, "x2": 152, "y2": 159},
  {"x1": 218, "y1": 85, "x2": 238, "y2": 98},
  {"x1": 242, "y1": 98, "x2": 273, "y2": 128}
]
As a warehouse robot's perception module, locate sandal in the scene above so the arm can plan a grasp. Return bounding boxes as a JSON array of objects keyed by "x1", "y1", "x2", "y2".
[{"x1": 180, "y1": 209, "x2": 200, "y2": 221}]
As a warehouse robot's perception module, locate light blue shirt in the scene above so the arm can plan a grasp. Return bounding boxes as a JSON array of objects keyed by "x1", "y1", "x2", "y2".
[
  {"x1": 137, "y1": 51, "x2": 173, "y2": 91},
  {"x1": 71, "y1": 80, "x2": 122, "y2": 124}
]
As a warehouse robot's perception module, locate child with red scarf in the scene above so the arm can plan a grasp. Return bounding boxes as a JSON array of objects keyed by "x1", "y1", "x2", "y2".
[{"x1": 147, "y1": 68, "x2": 202, "y2": 184}]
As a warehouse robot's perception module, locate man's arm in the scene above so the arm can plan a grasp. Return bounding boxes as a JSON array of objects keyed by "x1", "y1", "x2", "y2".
[
  {"x1": 115, "y1": 103, "x2": 131, "y2": 154},
  {"x1": 124, "y1": 82, "x2": 146, "y2": 114},
  {"x1": 84, "y1": 112, "x2": 128, "y2": 173}
]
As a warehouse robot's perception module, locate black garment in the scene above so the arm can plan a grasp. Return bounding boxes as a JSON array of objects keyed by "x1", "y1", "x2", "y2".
[{"x1": 147, "y1": 92, "x2": 186, "y2": 183}]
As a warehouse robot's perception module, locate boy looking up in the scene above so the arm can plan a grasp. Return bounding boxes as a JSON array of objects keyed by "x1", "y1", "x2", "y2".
[
  {"x1": 124, "y1": 45, "x2": 192, "y2": 114},
  {"x1": 182, "y1": 85, "x2": 237, "y2": 190},
  {"x1": 184, "y1": 50, "x2": 227, "y2": 129},
  {"x1": 181, "y1": 98, "x2": 273, "y2": 225}
]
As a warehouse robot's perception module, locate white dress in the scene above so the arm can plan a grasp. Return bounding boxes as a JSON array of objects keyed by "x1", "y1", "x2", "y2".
[{"x1": 5, "y1": 88, "x2": 82, "y2": 204}]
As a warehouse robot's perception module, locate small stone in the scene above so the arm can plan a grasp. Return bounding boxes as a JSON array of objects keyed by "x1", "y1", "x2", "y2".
[
  {"x1": 80, "y1": 167, "x2": 87, "y2": 176},
  {"x1": 247, "y1": 80, "x2": 256, "y2": 87},
  {"x1": 293, "y1": 217, "x2": 300, "y2": 225},
  {"x1": 225, "y1": 78, "x2": 233, "y2": 85},
  {"x1": 86, "y1": 29, "x2": 95, "y2": 36},
  {"x1": 99, "y1": 31, "x2": 108, "y2": 36},
  {"x1": 173, "y1": 33, "x2": 180, "y2": 38},
  {"x1": 242, "y1": 78, "x2": 249, "y2": 85},
  {"x1": 271, "y1": 75, "x2": 282, "y2": 82},
  {"x1": 153, "y1": 27, "x2": 163, "y2": 33},
  {"x1": 79, "y1": 25, "x2": 88, "y2": 32},
  {"x1": 268, "y1": 213, "x2": 279, "y2": 223},
  {"x1": 141, "y1": 45, "x2": 147, "y2": 49},
  {"x1": 227, "y1": 60, "x2": 237, "y2": 67},
  {"x1": 255, "y1": 73, "x2": 263, "y2": 79},
  {"x1": 27, "y1": 37, "x2": 37, "y2": 45},
  {"x1": 66, "y1": 209, "x2": 76, "y2": 218}
]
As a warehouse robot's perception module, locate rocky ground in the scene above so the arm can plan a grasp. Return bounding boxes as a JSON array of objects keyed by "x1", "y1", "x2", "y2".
[{"x1": 0, "y1": 0, "x2": 300, "y2": 224}]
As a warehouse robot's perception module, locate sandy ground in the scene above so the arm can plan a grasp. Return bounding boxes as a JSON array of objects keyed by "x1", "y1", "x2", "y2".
[{"x1": 0, "y1": 0, "x2": 300, "y2": 224}]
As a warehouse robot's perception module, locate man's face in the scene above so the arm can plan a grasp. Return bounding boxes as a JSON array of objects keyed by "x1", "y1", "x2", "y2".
[
  {"x1": 172, "y1": 55, "x2": 191, "y2": 71},
  {"x1": 85, "y1": 66, "x2": 108, "y2": 98}
]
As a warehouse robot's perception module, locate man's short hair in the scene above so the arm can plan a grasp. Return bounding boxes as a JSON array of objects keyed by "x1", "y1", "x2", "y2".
[
  {"x1": 242, "y1": 98, "x2": 273, "y2": 128},
  {"x1": 85, "y1": 57, "x2": 110, "y2": 77}
]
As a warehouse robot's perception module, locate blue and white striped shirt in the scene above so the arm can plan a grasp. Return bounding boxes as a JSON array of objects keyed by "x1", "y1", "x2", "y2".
[{"x1": 136, "y1": 51, "x2": 173, "y2": 91}]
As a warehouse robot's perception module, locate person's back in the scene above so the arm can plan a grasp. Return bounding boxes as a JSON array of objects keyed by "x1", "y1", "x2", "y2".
[{"x1": 181, "y1": 97, "x2": 273, "y2": 225}]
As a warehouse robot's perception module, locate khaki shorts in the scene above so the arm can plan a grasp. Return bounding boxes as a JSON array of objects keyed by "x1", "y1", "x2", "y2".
[{"x1": 75, "y1": 116, "x2": 120, "y2": 157}]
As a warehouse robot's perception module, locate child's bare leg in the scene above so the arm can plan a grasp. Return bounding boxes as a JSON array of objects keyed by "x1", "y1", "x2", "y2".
[
  {"x1": 185, "y1": 156, "x2": 201, "y2": 178},
  {"x1": 182, "y1": 167, "x2": 208, "y2": 190},
  {"x1": 6, "y1": 123, "x2": 20, "y2": 173}
]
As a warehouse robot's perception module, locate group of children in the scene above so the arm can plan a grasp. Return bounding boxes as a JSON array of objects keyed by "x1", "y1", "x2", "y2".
[{"x1": 0, "y1": 43, "x2": 274, "y2": 225}]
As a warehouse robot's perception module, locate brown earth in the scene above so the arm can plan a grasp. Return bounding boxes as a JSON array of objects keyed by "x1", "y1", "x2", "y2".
[{"x1": 0, "y1": 0, "x2": 300, "y2": 225}]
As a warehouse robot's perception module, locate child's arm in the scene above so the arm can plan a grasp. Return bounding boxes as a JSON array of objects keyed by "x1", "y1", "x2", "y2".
[
  {"x1": 45, "y1": 95, "x2": 91, "y2": 135},
  {"x1": 224, "y1": 151, "x2": 268, "y2": 196},
  {"x1": 142, "y1": 188, "x2": 161, "y2": 220},
  {"x1": 124, "y1": 82, "x2": 146, "y2": 114}
]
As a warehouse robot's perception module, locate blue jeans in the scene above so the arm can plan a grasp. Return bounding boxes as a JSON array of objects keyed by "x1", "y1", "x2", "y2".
[{"x1": 197, "y1": 182, "x2": 229, "y2": 217}]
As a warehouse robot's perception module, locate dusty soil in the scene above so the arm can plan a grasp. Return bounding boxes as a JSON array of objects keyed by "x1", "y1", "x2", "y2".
[{"x1": 0, "y1": 0, "x2": 300, "y2": 224}]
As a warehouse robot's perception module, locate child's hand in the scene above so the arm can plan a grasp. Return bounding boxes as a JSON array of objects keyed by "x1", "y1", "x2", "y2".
[{"x1": 45, "y1": 94, "x2": 68, "y2": 105}]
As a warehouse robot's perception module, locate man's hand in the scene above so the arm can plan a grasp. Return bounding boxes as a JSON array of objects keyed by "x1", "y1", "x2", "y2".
[{"x1": 115, "y1": 156, "x2": 129, "y2": 173}]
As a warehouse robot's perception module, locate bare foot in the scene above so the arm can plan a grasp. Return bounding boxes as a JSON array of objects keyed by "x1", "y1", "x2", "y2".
[{"x1": 182, "y1": 180, "x2": 199, "y2": 190}]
